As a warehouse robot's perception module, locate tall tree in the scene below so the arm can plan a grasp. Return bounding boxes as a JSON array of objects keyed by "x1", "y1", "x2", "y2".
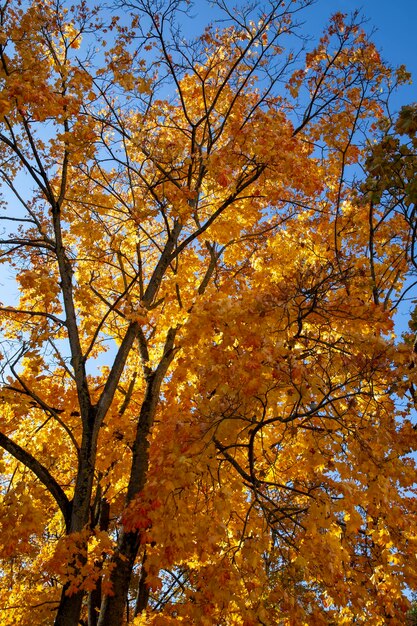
[{"x1": 0, "y1": 1, "x2": 416, "y2": 624}]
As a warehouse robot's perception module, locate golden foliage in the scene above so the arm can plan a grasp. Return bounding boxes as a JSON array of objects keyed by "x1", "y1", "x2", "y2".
[{"x1": 0, "y1": 1, "x2": 415, "y2": 625}]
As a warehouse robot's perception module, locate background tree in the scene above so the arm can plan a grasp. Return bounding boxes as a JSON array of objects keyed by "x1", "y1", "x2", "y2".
[
  {"x1": 0, "y1": 1, "x2": 416, "y2": 625},
  {"x1": 407, "y1": 595, "x2": 417, "y2": 626}
]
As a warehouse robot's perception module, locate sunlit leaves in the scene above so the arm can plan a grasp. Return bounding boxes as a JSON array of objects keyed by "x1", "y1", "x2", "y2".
[{"x1": 0, "y1": 0, "x2": 416, "y2": 625}]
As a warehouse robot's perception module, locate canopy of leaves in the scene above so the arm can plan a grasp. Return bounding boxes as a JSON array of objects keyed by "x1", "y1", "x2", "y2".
[{"x1": 0, "y1": 1, "x2": 416, "y2": 625}]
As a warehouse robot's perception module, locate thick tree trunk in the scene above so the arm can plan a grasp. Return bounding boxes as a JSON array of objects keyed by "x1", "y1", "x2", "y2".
[
  {"x1": 134, "y1": 552, "x2": 150, "y2": 617},
  {"x1": 54, "y1": 420, "x2": 98, "y2": 626},
  {"x1": 97, "y1": 530, "x2": 141, "y2": 626},
  {"x1": 97, "y1": 330, "x2": 176, "y2": 625},
  {"x1": 98, "y1": 335, "x2": 176, "y2": 624},
  {"x1": 88, "y1": 578, "x2": 102, "y2": 626},
  {"x1": 55, "y1": 587, "x2": 85, "y2": 626},
  {"x1": 88, "y1": 498, "x2": 110, "y2": 626},
  {"x1": 97, "y1": 417, "x2": 152, "y2": 625}
]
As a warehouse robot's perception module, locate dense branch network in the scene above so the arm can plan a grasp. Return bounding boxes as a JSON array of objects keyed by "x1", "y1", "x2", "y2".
[{"x1": 0, "y1": 1, "x2": 416, "y2": 625}]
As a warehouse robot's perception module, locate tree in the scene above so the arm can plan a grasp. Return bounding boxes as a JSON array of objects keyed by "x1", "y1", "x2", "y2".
[
  {"x1": 407, "y1": 595, "x2": 417, "y2": 626},
  {"x1": 0, "y1": 0, "x2": 416, "y2": 624}
]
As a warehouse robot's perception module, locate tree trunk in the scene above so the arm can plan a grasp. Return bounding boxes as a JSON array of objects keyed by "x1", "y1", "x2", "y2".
[
  {"x1": 55, "y1": 419, "x2": 98, "y2": 626},
  {"x1": 88, "y1": 498, "x2": 110, "y2": 626},
  {"x1": 97, "y1": 331, "x2": 176, "y2": 625},
  {"x1": 88, "y1": 578, "x2": 102, "y2": 626},
  {"x1": 97, "y1": 530, "x2": 141, "y2": 626},
  {"x1": 134, "y1": 552, "x2": 149, "y2": 617},
  {"x1": 55, "y1": 587, "x2": 85, "y2": 626},
  {"x1": 97, "y1": 381, "x2": 163, "y2": 622},
  {"x1": 97, "y1": 420, "x2": 152, "y2": 625}
]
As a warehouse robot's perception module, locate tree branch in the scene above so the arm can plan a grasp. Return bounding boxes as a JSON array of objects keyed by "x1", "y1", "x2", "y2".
[
  {"x1": 95, "y1": 321, "x2": 139, "y2": 426},
  {"x1": 0, "y1": 431, "x2": 72, "y2": 530}
]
